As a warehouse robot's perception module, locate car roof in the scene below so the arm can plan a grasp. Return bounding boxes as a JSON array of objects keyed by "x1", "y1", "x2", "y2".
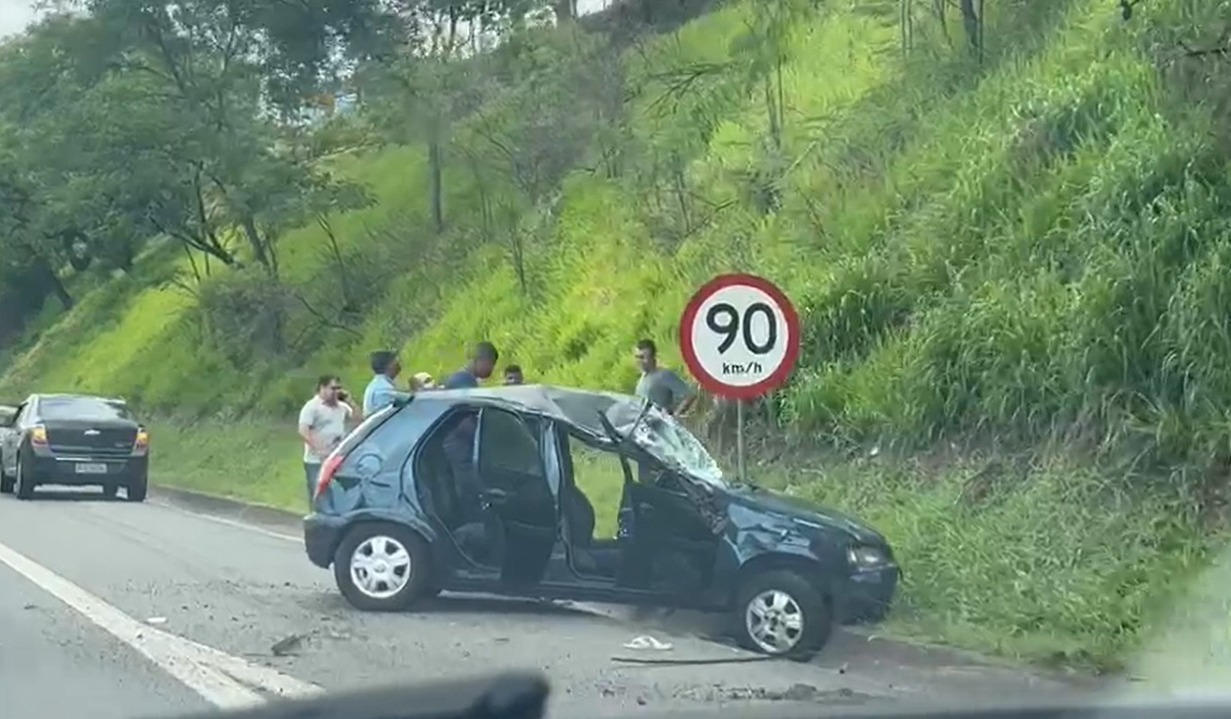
[
  {"x1": 416, "y1": 384, "x2": 646, "y2": 439},
  {"x1": 33, "y1": 393, "x2": 126, "y2": 404}
]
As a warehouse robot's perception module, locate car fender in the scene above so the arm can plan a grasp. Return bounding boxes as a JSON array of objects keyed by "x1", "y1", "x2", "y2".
[
  {"x1": 712, "y1": 521, "x2": 845, "y2": 608},
  {"x1": 339, "y1": 508, "x2": 438, "y2": 543}
]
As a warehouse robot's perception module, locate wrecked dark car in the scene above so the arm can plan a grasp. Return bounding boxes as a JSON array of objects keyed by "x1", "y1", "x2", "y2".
[{"x1": 303, "y1": 385, "x2": 900, "y2": 659}]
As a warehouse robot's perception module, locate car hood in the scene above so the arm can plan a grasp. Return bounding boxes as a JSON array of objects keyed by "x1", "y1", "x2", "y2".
[{"x1": 720, "y1": 484, "x2": 886, "y2": 544}]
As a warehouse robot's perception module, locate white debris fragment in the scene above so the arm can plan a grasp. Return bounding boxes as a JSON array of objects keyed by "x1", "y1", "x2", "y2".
[{"x1": 623, "y1": 635, "x2": 673, "y2": 651}]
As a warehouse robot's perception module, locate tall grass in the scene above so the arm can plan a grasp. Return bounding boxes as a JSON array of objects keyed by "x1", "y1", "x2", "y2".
[{"x1": 2, "y1": 0, "x2": 1229, "y2": 672}]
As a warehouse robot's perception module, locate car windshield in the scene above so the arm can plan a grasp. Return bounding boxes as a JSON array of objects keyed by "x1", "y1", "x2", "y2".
[{"x1": 604, "y1": 399, "x2": 725, "y2": 486}]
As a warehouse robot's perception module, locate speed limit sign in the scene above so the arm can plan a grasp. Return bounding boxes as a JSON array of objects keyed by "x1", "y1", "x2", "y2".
[{"x1": 679, "y1": 273, "x2": 801, "y2": 399}]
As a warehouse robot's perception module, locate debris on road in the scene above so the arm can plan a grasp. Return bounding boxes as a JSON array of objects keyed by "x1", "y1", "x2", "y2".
[
  {"x1": 623, "y1": 635, "x2": 673, "y2": 651},
  {"x1": 271, "y1": 633, "x2": 309, "y2": 657},
  {"x1": 678, "y1": 683, "x2": 873, "y2": 704}
]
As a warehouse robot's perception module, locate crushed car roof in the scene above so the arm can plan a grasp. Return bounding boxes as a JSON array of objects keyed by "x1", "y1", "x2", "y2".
[{"x1": 418, "y1": 384, "x2": 646, "y2": 439}]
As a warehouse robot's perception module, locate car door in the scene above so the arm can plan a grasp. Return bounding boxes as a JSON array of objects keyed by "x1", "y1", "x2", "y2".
[
  {"x1": 619, "y1": 468, "x2": 722, "y2": 596},
  {"x1": 471, "y1": 407, "x2": 557, "y2": 585}
]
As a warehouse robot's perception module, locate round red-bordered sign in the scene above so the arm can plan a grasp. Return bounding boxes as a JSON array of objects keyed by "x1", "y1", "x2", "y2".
[{"x1": 679, "y1": 273, "x2": 801, "y2": 400}]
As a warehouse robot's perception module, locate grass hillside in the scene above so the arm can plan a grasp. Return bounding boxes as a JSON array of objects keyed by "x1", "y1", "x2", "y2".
[{"x1": 3, "y1": 0, "x2": 1231, "y2": 679}]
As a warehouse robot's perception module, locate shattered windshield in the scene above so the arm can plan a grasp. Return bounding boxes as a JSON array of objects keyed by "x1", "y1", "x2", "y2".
[{"x1": 604, "y1": 398, "x2": 725, "y2": 486}]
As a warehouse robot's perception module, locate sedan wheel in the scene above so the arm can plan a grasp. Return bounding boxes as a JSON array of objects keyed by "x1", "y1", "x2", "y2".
[
  {"x1": 351, "y1": 535, "x2": 412, "y2": 599},
  {"x1": 0, "y1": 452, "x2": 14, "y2": 495},
  {"x1": 14, "y1": 454, "x2": 35, "y2": 500},
  {"x1": 333, "y1": 523, "x2": 432, "y2": 612},
  {"x1": 734, "y1": 569, "x2": 832, "y2": 661}
]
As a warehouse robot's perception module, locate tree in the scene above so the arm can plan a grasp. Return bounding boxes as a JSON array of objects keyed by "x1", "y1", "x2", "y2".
[
  {"x1": 458, "y1": 28, "x2": 614, "y2": 292},
  {"x1": 26, "y1": 0, "x2": 383, "y2": 277},
  {"x1": 356, "y1": 0, "x2": 549, "y2": 233}
]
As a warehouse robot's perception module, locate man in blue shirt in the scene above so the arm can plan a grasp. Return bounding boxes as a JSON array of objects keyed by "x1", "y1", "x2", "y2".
[
  {"x1": 362, "y1": 349, "x2": 407, "y2": 418},
  {"x1": 444, "y1": 341, "x2": 499, "y2": 389}
]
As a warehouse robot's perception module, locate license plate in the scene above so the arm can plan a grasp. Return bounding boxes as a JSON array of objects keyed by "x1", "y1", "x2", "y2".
[{"x1": 75, "y1": 463, "x2": 108, "y2": 474}]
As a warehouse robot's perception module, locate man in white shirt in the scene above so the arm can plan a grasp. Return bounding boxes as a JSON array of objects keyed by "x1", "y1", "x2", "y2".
[{"x1": 298, "y1": 374, "x2": 356, "y2": 504}]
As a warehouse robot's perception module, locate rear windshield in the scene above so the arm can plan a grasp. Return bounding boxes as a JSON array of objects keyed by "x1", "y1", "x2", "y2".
[
  {"x1": 39, "y1": 397, "x2": 135, "y2": 422},
  {"x1": 337, "y1": 404, "x2": 397, "y2": 455}
]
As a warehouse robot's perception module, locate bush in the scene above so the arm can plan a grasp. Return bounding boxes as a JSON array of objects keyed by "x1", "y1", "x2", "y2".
[{"x1": 4, "y1": 0, "x2": 1231, "y2": 673}]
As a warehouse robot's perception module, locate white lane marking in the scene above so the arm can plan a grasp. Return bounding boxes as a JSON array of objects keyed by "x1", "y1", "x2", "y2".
[
  {"x1": 0, "y1": 538, "x2": 323, "y2": 708},
  {"x1": 152, "y1": 500, "x2": 299, "y2": 542}
]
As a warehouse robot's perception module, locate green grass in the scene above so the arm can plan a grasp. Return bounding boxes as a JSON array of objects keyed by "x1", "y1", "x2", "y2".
[{"x1": 5, "y1": 0, "x2": 1231, "y2": 678}]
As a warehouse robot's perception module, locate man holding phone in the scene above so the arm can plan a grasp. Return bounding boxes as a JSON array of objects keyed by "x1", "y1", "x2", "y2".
[{"x1": 298, "y1": 374, "x2": 356, "y2": 504}]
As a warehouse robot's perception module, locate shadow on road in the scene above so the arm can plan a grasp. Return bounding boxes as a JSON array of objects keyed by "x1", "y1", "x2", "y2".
[
  {"x1": 422, "y1": 593, "x2": 597, "y2": 618},
  {"x1": 5, "y1": 487, "x2": 125, "y2": 502},
  {"x1": 304, "y1": 589, "x2": 598, "y2": 619}
]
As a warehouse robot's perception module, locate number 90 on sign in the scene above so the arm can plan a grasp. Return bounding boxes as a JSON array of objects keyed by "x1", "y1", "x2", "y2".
[{"x1": 680, "y1": 274, "x2": 801, "y2": 399}]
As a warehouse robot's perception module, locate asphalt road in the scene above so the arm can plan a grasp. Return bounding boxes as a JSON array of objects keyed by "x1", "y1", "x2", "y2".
[{"x1": 0, "y1": 487, "x2": 1100, "y2": 719}]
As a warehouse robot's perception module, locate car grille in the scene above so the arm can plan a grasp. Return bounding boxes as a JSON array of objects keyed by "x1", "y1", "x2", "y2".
[{"x1": 47, "y1": 428, "x2": 136, "y2": 458}]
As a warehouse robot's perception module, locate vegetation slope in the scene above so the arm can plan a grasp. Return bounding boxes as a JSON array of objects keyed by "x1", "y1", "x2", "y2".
[{"x1": 2, "y1": 0, "x2": 1229, "y2": 677}]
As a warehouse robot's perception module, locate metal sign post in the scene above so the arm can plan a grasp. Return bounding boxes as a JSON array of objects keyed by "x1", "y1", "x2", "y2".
[
  {"x1": 735, "y1": 399, "x2": 746, "y2": 483},
  {"x1": 679, "y1": 273, "x2": 801, "y2": 483}
]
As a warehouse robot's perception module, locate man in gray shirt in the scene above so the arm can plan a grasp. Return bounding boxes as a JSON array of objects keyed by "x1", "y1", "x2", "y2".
[{"x1": 633, "y1": 338, "x2": 696, "y2": 416}]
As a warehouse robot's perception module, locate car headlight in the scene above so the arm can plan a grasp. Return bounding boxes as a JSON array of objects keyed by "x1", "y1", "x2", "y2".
[{"x1": 847, "y1": 545, "x2": 889, "y2": 568}]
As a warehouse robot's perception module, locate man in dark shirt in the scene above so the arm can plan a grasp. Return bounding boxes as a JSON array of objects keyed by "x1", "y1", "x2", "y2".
[
  {"x1": 444, "y1": 341, "x2": 500, "y2": 389},
  {"x1": 633, "y1": 338, "x2": 696, "y2": 415}
]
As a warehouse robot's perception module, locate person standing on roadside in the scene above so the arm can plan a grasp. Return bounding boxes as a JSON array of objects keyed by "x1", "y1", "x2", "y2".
[
  {"x1": 298, "y1": 374, "x2": 355, "y2": 504},
  {"x1": 503, "y1": 364, "x2": 524, "y2": 385},
  {"x1": 633, "y1": 338, "x2": 696, "y2": 416},
  {"x1": 363, "y1": 350, "x2": 405, "y2": 418},
  {"x1": 444, "y1": 341, "x2": 500, "y2": 389}
]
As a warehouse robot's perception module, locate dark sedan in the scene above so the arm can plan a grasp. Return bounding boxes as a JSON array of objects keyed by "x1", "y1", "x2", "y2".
[{"x1": 0, "y1": 393, "x2": 149, "y2": 501}]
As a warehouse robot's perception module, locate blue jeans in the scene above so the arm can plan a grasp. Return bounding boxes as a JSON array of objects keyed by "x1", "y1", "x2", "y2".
[{"x1": 304, "y1": 462, "x2": 321, "y2": 505}]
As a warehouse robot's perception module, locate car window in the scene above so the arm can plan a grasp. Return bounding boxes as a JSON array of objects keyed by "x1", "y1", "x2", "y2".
[
  {"x1": 38, "y1": 397, "x2": 134, "y2": 422},
  {"x1": 338, "y1": 403, "x2": 427, "y2": 479},
  {"x1": 478, "y1": 409, "x2": 541, "y2": 476}
]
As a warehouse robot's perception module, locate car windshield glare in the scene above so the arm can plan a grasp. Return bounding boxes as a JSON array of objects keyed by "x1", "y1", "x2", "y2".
[{"x1": 604, "y1": 400, "x2": 725, "y2": 486}]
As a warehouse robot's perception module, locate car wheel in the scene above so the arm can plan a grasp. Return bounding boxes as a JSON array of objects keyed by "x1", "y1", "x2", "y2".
[
  {"x1": 126, "y1": 474, "x2": 148, "y2": 503},
  {"x1": 333, "y1": 522, "x2": 433, "y2": 612},
  {"x1": 734, "y1": 569, "x2": 832, "y2": 661},
  {"x1": 14, "y1": 453, "x2": 36, "y2": 500},
  {"x1": 0, "y1": 452, "x2": 14, "y2": 495}
]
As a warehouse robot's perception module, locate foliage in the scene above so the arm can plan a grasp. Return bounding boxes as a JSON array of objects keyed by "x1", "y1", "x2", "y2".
[{"x1": 1, "y1": 0, "x2": 1230, "y2": 672}]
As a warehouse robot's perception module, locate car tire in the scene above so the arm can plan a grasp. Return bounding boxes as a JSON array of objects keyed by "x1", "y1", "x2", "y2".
[
  {"x1": 126, "y1": 474, "x2": 148, "y2": 502},
  {"x1": 734, "y1": 569, "x2": 832, "y2": 661},
  {"x1": 333, "y1": 522, "x2": 433, "y2": 612},
  {"x1": 0, "y1": 454, "x2": 14, "y2": 495},
  {"x1": 14, "y1": 453, "x2": 36, "y2": 500}
]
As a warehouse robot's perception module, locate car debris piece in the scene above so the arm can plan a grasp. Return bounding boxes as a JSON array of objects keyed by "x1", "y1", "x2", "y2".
[
  {"x1": 271, "y1": 633, "x2": 308, "y2": 657},
  {"x1": 622, "y1": 635, "x2": 673, "y2": 651}
]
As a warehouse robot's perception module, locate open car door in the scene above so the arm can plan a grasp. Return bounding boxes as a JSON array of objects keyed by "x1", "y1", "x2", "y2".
[
  {"x1": 471, "y1": 407, "x2": 557, "y2": 586},
  {"x1": 594, "y1": 407, "x2": 726, "y2": 595}
]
